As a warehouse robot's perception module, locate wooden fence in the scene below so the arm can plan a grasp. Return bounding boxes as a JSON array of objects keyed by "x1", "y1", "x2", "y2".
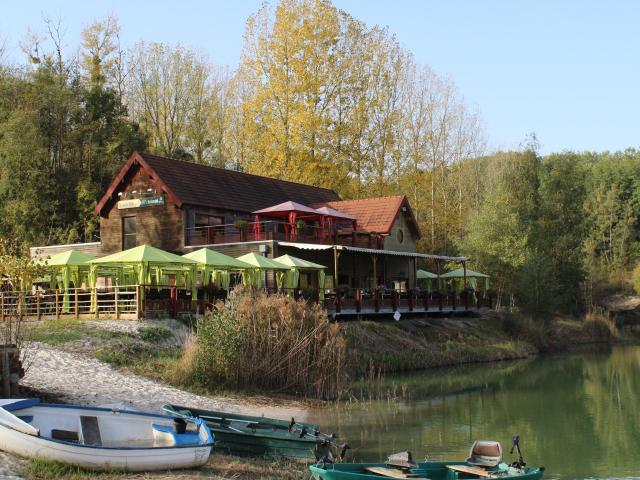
[{"x1": 0, "y1": 286, "x2": 140, "y2": 320}]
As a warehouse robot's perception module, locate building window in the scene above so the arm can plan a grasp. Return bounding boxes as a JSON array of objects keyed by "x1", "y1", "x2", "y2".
[
  {"x1": 122, "y1": 216, "x2": 137, "y2": 250},
  {"x1": 195, "y1": 214, "x2": 224, "y2": 228},
  {"x1": 397, "y1": 228, "x2": 404, "y2": 244},
  {"x1": 194, "y1": 213, "x2": 224, "y2": 242}
]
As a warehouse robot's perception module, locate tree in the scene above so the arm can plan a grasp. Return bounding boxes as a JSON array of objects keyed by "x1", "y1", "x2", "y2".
[
  {"x1": 458, "y1": 150, "x2": 540, "y2": 311},
  {"x1": 0, "y1": 15, "x2": 144, "y2": 248},
  {"x1": 533, "y1": 153, "x2": 586, "y2": 315},
  {"x1": 126, "y1": 41, "x2": 228, "y2": 165}
]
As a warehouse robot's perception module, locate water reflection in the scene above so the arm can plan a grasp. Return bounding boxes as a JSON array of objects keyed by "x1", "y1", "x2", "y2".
[{"x1": 309, "y1": 346, "x2": 640, "y2": 480}]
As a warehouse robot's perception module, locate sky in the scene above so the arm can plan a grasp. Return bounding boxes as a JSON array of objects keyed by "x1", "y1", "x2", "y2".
[{"x1": 1, "y1": 0, "x2": 639, "y2": 155}]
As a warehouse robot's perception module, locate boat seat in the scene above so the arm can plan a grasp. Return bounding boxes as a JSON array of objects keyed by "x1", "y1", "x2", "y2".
[
  {"x1": 466, "y1": 440, "x2": 502, "y2": 467},
  {"x1": 152, "y1": 423, "x2": 200, "y2": 446},
  {"x1": 17, "y1": 416, "x2": 33, "y2": 423},
  {"x1": 80, "y1": 416, "x2": 102, "y2": 446},
  {"x1": 51, "y1": 429, "x2": 79, "y2": 442}
]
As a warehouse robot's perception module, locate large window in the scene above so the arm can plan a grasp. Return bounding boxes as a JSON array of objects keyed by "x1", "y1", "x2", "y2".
[
  {"x1": 195, "y1": 214, "x2": 223, "y2": 229},
  {"x1": 122, "y1": 216, "x2": 137, "y2": 250}
]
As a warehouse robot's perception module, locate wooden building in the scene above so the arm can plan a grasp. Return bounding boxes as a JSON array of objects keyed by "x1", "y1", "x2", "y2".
[{"x1": 32, "y1": 152, "x2": 465, "y2": 293}]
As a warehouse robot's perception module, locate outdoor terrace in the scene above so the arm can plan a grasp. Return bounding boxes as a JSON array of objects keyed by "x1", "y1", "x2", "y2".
[
  {"x1": 0, "y1": 285, "x2": 490, "y2": 321},
  {"x1": 185, "y1": 221, "x2": 385, "y2": 249}
]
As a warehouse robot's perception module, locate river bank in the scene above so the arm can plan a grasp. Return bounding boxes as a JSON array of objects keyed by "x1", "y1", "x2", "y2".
[
  {"x1": 26, "y1": 312, "x2": 621, "y2": 401},
  {"x1": 342, "y1": 310, "x2": 618, "y2": 376}
]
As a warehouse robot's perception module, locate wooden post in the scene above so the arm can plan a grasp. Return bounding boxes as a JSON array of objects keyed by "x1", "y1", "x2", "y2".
[
  {"x1": 333, "y1": 247, "x2": 339, "y2": 289},
  {"x1": 55, "y1": 289, "x2": 60, "y2": 319},
  {"x1": 135, "y1": 285, "x2": 140, "y2": 319},
  {"x1": 36, "y1": 292, "x2": 41, "y2": 321},
  {"x1": 463, "y1": 261, "x2": 468, "y2": 290},
  {"x1": 452, "y1": 292, "x2": 457, "y2": 311},
  {"x1": 2, "y1": 350, "x2": 10, "y2": 397},
  {"x1": 74, "y1": 288, "x2": 79, "y2": 318},
  {"x1": 409, "y1": 290, "x2": 414, "y2": 311},
  {"x1": 372, "y1": 254, "x2": 378, "y2": 289},
  {"x1": 392, "y1": 290, "x2": 399, "y2": 311},
  {"x1": 374, "y1": 289, "x2": 380, "y2": 313},
  {"x1": 115, "y1": 286, "x2": 120, "y2": 320},
  {"x1": 0, "y1": 292, "x2": 4, "y2": 322},
  {"x1": 412, "y1": 257, "x2": 417, "y2": 290},
  {"x1": 438, "y1": 292, "x2": 443, "y2": 311},
  {"x1": 356, "y1": 289, "x2": 362, "y2": 313},
  {"x1": 335, "y1": 293, "x2": 341, "y2": 314},
  {"x1": 423, "y1": 291, "x2": 429, "y2": 310}
]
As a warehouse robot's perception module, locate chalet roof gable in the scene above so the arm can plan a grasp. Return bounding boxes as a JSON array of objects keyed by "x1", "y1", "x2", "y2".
[{"x1": 94, "y1": 152, "x2": 341, "y2": 217}]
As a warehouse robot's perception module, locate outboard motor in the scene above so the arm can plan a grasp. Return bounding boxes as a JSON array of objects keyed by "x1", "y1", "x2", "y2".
[{"x1": 510, "y1": 435, "x2": 526, "y2": 469}]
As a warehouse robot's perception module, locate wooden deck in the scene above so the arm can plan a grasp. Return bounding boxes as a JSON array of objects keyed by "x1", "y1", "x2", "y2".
[{"x1": 328, "y1": 305, "x2": 489, "y2": 319}]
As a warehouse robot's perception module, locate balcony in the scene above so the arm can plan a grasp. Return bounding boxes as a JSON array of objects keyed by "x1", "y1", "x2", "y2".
[{"x1": 185, "y1": 220, "x2": 385, "y2": 249}]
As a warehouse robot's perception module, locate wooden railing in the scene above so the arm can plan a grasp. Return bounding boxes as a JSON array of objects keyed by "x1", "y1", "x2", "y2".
[
  {"x1": 0, "y1": 286, "x2": 491, "y2": 321},
  {"x1": 0, "y1": 286, "x2": 139, "y2": 320},
  {"x1": 185, "y1": 220, "x2": 384, "y2": 249},
  {"x1": 323, "y1": 289, "x2": 492, "y2": 315}
]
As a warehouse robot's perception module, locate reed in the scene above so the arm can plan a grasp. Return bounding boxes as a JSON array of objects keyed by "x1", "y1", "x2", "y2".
[{"x1": 185, "y1": 288, "x2": 346, "y2": 400}]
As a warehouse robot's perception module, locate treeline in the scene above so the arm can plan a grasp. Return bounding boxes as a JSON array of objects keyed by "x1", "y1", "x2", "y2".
[
  {"x1": 0, "y1": 0, "x2": 638, "y2": 316},
  {"x1": 460, "y1": 147, "x2": 640, "y2": 316}
]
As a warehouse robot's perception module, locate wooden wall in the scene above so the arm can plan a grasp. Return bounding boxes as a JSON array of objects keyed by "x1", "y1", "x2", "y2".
[
  {"x1": 30, "y1": 242, "x2": 105, "y2": 260},
  {"x1": 100, "y1": 166, "x2": 185, "y2": 254},
  {"x1": 384, "y1": 212, "x2": 418, "y2": 252}
]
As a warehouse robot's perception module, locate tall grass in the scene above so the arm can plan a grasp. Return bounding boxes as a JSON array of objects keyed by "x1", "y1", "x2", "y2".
[{"x1": 176, "y1": 288, "x2": 346, "y2": 400}]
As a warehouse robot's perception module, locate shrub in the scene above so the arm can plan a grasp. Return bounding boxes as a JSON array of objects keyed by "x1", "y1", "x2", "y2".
[
  {"x1": 183, "y1": 288, "x2": 346, "y2": 399},
  {"x1": 582, "y1": 316, "x2": 615, "y2": 341}
]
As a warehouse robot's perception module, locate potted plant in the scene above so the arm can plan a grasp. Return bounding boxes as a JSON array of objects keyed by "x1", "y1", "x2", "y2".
[{"x1": 233, "y1": 219, "x2": 248, "y2": 240}]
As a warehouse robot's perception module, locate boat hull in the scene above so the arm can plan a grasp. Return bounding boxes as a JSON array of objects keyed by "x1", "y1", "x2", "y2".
[
  {"x1": 0, "y1": 400, "x2": 213, "y2": 472},
  {"x1": 164, "y1": 404, "x2": 320, "y2": 460},
  {"x1": 309, "y1": 461, "x2": 545, "y2": 480},
  {"x1": 212, "y1": 428, "x2": 318, "y2": 459},
  {"x1": 0, "y1": 424, "x2": 211, "y2": 471}
]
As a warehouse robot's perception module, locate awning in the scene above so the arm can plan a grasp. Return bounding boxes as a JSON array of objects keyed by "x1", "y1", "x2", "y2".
[
  {"x1": 342, "y1": 246, "x2": 466, "y2": 261},
  {"x1": 277, "y1": 241, "x2": 332, "y2": 251},
  {"x1": 276, "y1": 241, "x2": 466, "y2": 261}
]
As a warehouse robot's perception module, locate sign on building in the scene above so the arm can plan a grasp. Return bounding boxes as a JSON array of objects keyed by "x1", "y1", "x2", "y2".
[{"x1": 117, "y1": 195, "x2": 165, "y2": 210}]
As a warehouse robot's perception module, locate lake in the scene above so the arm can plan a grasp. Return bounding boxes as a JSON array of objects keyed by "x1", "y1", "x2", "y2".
[{"x1": 309, "y1": 345, "x2": 640, "y2": 480}]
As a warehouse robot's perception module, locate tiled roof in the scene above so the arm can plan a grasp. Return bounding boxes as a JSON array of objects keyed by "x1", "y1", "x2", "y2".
[
  {"x1": 95, "y1": 152, "x2": 341, "y2": 216},
  {"x1": 314, "y1": 195, "x2": 421, "y2": 238}
]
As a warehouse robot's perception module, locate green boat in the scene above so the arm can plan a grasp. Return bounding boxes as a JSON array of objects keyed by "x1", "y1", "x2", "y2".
[
  {"x1": 310, "y1": 440, "x2": 544, "y2": 480},
  {"x1": 162, "y1": 404, "x2": 337, "y2": 460}
]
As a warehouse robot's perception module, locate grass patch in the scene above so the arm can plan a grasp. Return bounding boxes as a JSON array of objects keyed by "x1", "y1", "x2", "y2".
[
  {"x1": 19, "y1": 453, "x2": 307, "y2": 479},
  {"x1": 94, "y1": 342, "x2": 181, "y2": 374},
  {"x1": 20, "y1": 457, "x2": 116, "y2": 479},
  {"x1": 29, "y1": 319, "x2": 86, "y2": 345},
  {"x1": 138, "y1": 325, "x2": 172, "y2": 343},
  {"x1": 30, "y1": 319, "x2": 134, "y2": 346}
]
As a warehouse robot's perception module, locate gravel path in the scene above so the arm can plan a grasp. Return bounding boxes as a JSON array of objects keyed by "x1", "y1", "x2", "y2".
[{"x1": 21, "y1": 343, "x2": 308, "y2": 417}]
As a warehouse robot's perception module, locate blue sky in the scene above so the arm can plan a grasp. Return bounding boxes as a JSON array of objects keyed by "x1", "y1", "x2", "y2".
[{"x1": 2, "y1": 0, "x2": 638, "y2": 154}]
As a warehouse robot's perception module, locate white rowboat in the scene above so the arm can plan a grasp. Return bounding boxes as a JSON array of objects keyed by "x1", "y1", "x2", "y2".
[{"x1": 0, "y1": 398, "x2": 214, "y2": 471}]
